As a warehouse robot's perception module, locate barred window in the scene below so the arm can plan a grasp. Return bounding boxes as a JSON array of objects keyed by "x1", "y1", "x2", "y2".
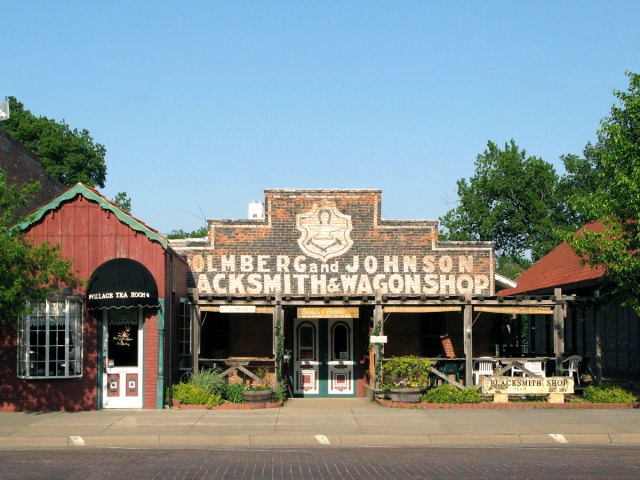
[{"x1": 17, "y1": 298, "x2": 83, "y2": 379}]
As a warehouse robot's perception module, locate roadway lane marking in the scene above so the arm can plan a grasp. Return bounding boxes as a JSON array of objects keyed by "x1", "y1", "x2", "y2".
[
  {"x1": 548, "y1": 434, "x2": 568, "y2": 444},
  {"x1": 315, "y1": 435, "x2": 330, "y2": 445},
  {"x1": 69, "y1": 435, "x2": 86, "y2": 446}
]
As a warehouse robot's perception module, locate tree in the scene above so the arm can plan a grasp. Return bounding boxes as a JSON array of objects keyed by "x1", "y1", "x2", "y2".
[
  {"x1": 567, "y1": 71, "x2": 640, "y2": 314},
  {"x1": 1, "y1": 97, "x2": 107, "y2": 188},
  {"x1": 167, "y1": 226, "x2": 209, "y2": 239},
  {"x1": 112, "y1": 191, "x2": 132, "y2": 213},
  {"x1": 0, "y1": 171, "x2": 77, "y2": 321},
  {"x1": 440, "y1": 140, "x2": 573, "y2": 274}
]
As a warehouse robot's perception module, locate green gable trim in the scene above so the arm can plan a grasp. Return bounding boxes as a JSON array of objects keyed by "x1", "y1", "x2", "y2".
[{"x1": 19, "y1": 183, "x2": 168, "y2": 249}]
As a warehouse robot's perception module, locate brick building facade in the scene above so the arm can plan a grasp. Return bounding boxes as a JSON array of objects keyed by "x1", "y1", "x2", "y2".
[{"x1": 172, "y1": 189, "x2": 569, "y2": 397}]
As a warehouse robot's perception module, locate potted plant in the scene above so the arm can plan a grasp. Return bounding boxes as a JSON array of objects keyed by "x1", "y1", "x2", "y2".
[
  {"x1": 242, "y1": 366, "x2": 273, "y2": 403},
  {"x1": 382, "y1": 356, "x2": 431, "y2": 403},
  {"x1": 243, "y1": 384, "x2": 273, "y2": 403}
]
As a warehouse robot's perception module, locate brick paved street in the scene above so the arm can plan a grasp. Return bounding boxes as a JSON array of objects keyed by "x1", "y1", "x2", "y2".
[{"x1": 1, "y1": 446, "x2": 639, "y2": 480}]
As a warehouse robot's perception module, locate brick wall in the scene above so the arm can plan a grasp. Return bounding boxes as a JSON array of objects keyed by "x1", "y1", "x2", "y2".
[
  {"x1": 175, "y1": 189, "x2": 495, "y2": 298},
  {"x1": 383, "y1": 311, "x2": 501, "y2": 359},
  {"x1": 0, "y1": 128, "x2": 64, "y2": 215},
  {"x1": 228, "y1": 314, "x2": 273, "y2": 358}
]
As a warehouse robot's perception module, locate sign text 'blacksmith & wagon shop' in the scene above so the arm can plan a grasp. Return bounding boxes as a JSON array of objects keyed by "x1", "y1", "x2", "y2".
[{"x1": 190, "y1": 253, "x2": 490, "y2": 296}]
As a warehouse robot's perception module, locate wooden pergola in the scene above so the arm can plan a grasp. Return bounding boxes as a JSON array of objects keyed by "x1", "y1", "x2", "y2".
[{"x1": 186, "y1": 287, "x2": 599, "y2": 389}]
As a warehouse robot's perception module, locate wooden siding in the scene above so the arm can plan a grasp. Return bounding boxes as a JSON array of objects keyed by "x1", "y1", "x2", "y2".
[{"x1": 0, "y1": 193, "x2": 168, "y2": 411}]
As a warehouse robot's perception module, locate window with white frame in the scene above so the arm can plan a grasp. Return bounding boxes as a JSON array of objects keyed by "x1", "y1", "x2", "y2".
[{"x1": 17, "y1": 298, "x2": 83, "y2": 379}]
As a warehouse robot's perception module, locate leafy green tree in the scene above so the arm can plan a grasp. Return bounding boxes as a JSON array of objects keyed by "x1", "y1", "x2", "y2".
[
  {"x1": 567, "y1": 71, "x2": 640, "y2": 314},
  {"x1": 440, "y1": 140, "x2": 571, "y2": 269},
  {"x1": 1, "y1": 97, "x2": 107, "y2": 188},
  {"x1": 112, "y1": 191, "x2": 132, "y2": 213},
  {"x1": 0, "y1": 171, "x2": 77, "y2": 321},
  {"x1": 557, "y1": 148, "x2": 601, "y2": 226},
  {"x1": 167, "y1": 226, "x2": 209, "y2": 239}
]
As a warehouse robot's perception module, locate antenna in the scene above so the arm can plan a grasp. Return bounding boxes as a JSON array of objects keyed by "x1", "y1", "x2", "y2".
[{"x1": 0, "y1": 100, "x2": 9, "y2": 121}]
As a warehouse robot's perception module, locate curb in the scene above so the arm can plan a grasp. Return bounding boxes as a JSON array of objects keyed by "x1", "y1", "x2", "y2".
[{"x1": 2, "y1": 433, "x2": 640, "y2": 449}]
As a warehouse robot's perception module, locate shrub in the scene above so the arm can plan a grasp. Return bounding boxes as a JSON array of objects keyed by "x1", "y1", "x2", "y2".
[
  {"x1": 382, "y1": 356, "x2": 431, "y2": 388},
  {"x1": 424, "y1": 385, "x2": 481, "y2": 404},
  {"x1": 205, "y1": 393, "x2": 224, "y2": 409},
  {"x1": 187, "y1": 367, "x2": 227, "y2": 396},
  {"x1": 172, "y1": 383, "x2": 210, "y2": 405},
  {"x1": 273, "y1": 381, "x2": 288, "y2": 403},
  {"x1": 225, "y1": 383, "x2": 246, "y2": 403},
  {"x1": 583, "y1": 385, "x2": 636, "y2": 404}
]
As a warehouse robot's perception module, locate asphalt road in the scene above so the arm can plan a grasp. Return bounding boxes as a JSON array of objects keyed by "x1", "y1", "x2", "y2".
[{"x1": 1, "y1": 446, "x2": 639, "y2": 480}]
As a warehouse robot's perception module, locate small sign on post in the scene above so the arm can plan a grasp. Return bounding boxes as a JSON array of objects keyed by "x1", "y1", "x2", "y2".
[
  {"x1": 369, "y1": 335, "x2": 387, "y2": 344},
  {"x1": 482, "y1": 376, "x2": 574, "y2": 395},
  {"x1": 220, "y1": 305, "x2": 257, "y2": 313}
]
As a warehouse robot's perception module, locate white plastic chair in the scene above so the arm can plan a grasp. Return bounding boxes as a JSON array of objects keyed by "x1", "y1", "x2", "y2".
[
  {"x1": 563, "y1": 355, "x2": 582, "y2": 385},
  {"x1": 472, "y1": 358, "x2": 495, "y2": 385},
  {"x1": 512, "y1": 361, "x2": 545, "y2": 377}
]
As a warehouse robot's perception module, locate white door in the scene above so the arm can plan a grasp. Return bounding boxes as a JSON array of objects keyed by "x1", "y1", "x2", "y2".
[
  {"x1": 293, "y1": 319, "x2": 320, "y2": 395},
  {"x1": 292, "y1": 318, "x2": 355, "y2": 397},
  {"x1": 327, "y1": 318, "x2": 355, "y2": 395},
  {"x1": 102, "y1": 309, "x2": 143, "y2": 408}
]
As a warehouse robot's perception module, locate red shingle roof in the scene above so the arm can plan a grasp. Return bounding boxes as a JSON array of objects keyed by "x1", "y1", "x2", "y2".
[{"x1": 500, "y1": 222, "x2": 606, "y2": 295}]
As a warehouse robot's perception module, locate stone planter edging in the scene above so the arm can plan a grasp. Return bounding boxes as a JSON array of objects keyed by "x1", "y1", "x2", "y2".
[
  {"x1": 376, "y1": 399, "x2": 638, "y2": 409},
  {"x1": 172, "y1": 401, "x2": 283, "y2": 410}
]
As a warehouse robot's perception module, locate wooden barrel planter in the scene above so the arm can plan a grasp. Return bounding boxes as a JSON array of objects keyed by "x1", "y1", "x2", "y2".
[
  {"x1": 243, "y1": 389, "x2": 273, "y2": 403},
  {"x1": 389, "y1": 388, "x2": 421, "y2": 403}
]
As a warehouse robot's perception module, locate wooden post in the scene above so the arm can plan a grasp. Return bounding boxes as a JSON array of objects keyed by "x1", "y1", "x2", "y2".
[
  {"x1": 553, "y1": 287, "x2": 565, "y2": 375},
  {"x1": 373, "y1": 290, "x2": 383, "y2": 389},
  {"x1": 192, "y1": 304, "x2": 201, "y2": 372},
  {"x1": 274, "y1": 292, "x2": 284, "y2": 382},
  {"x1": 190, "y1": 288, "x2": 200, "y2": 372},
  {"x1": 464, "y1": 299, "x2": 473, "y2": 388},
  {"x1": 594, "y1": 303, "x2": 602, "y2": 384}
]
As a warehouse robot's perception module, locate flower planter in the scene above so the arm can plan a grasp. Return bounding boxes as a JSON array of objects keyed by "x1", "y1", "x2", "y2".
[
  {"x1": 389, "y1": 388, "x2": 421, "y2": 403},
  {"x1": 243, "y1": 389, "x2": 273, "y2": 403}
]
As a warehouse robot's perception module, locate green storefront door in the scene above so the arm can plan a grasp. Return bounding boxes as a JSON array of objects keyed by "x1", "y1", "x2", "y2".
[{"x1": 292, "y1": 317, "x2": 356, "y2": 397}]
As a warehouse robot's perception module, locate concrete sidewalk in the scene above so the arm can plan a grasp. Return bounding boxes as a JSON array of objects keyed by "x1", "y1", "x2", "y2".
[{"x1": 1, "y1": 398, "x2": 639, "y2": 449}]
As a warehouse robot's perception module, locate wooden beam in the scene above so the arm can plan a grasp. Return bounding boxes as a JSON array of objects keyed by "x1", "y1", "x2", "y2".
[
  {"x1": 200, "y1": 306, "x2": 274, "y2": 314},
  {"x1": 553, "y1": 288, "x2": 565, "y2": 374},
  {"x1": 430, "y1": 366, "x2": 465, "y2": 390},
  {"x1": 373, "y1": 290, "x2": 383, "y2": 389},
  {"x1": 383, "y1": 306, "x2": 462, "y2": 313},
  {"x1": 594, "y1": 304, "x2": 602, "y2": 384},
  {"x1": 464, "y1": 301, "x2": 473, "y2": 388},
  {"x1": 474, "y1": 306, "x2": 553, "y2": 315}
]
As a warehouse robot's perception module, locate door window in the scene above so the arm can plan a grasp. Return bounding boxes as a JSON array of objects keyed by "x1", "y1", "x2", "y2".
[
  {"x1": 297, "y1": 322, "x2": 316, "y2": 360},
  {"x1": 331, "y1": 322, "x2": 350, "y2": 360},
  {"x1": 107, "y1": 310, "x2": 139, "y2": 367}
]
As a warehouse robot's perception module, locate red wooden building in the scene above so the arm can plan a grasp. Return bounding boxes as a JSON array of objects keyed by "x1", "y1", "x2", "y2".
[{"x1": 0, "y1": 183, "x2": 188, "y2": 411}]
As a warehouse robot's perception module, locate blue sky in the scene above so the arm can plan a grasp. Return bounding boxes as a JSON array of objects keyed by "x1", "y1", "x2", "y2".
[{"x1": 2, "y1": 1, "x2": 639, "y2": 235}]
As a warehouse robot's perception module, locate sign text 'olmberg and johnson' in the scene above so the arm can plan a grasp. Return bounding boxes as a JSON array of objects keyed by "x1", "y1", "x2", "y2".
[
  {"x1": 191, "y1": 253, "x2": 490, "y2": 296},
  {"x1": 186, "y1": 198, "x2": 493, "y2": 297}
]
